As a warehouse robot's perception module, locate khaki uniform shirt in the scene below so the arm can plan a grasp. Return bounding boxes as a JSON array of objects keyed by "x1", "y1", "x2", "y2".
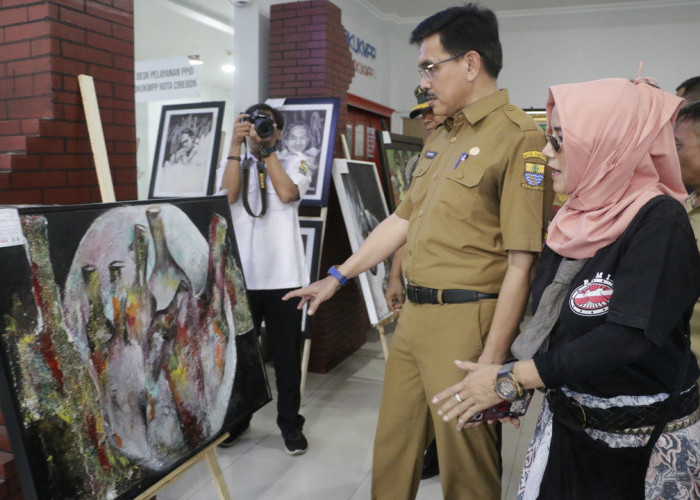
[
  {"x1": 395, "y1": 90, "x2": 547, "y2": 293},
  {"x1": 686, "y1": 192, "x2": 700, "y2": 359}
]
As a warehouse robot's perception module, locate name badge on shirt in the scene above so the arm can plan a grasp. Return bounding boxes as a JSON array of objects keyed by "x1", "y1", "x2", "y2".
[{"x1": 425, "y1": 150, "x2": 438, "y2": 159}]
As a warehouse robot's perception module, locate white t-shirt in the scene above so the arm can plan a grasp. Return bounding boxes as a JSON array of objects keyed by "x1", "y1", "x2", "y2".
[{"x1": 216, "y1": 153, "x2": 312, "y2": 290}]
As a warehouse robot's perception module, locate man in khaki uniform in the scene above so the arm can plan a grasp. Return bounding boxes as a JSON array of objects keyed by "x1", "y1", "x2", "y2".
[
  {"x1": 284, "y1": 5, "x2": 547, "y2": 499},
  {"x1": 676, "y1": 102, "x2": 700, "y2": 361}
]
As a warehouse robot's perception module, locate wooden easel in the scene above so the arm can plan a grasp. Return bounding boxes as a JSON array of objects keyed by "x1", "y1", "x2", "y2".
[
  {"x1": 78, "y1": 74, "x2": 231, "y2": 500},
  {"x1": 375, "y1": 312, "x2": 397, "y2": 361},
  {"x1": 134, "y1": 433, "x2": 232, "y2": 500}
]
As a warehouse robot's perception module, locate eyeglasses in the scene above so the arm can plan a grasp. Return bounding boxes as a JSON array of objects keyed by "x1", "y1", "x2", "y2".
[
  {"x1": 546, "y1": 133, "x2": 563, "y2": 152},
  {"x1": 418, "y1": 52, "x2": 466, "y2": 81}
]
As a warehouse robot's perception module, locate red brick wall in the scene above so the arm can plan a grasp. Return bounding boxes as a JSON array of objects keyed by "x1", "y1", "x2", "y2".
[
  {"x1": 269, "y1": 1, "x2": 367, "y2": 373},
  {"x1": 0, "y1": 1, "x2": 136, "y2": 497},
  {"x1": 0, "y1": 0, "x2": 137, "y2": 205}
]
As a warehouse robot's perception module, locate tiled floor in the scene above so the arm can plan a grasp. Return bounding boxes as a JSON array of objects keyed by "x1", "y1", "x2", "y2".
[{"x1": 158, "y1": 327, "x2": 542, "y2": 500}]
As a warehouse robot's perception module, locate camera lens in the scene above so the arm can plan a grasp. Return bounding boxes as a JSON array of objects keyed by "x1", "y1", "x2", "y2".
[{"x1": 255, "y1": 117, "x2": 274, "y2": 138}]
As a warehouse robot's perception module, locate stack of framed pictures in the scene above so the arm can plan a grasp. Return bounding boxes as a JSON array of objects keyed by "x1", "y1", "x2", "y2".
[{"x1": 298, "y1": 217, "x2": 325, "y2": 338}]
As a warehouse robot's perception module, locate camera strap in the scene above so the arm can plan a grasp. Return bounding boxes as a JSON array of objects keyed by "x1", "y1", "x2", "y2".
[{"x1": 241, "y1": 144, "x2": 268, "y2": 218}]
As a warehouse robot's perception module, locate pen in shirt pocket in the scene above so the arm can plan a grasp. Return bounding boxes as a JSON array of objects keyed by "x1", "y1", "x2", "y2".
[{"x1": 453, "y1": 152, "x2": 469, "y2": 169}]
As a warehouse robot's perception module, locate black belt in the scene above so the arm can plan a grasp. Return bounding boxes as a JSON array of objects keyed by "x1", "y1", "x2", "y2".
[
  {"x1": 547, "y1": 386, "x2": 700, "y2": 433},
  {"x1": 405, "y1": 285, "x2": 498, "y2": 305}
]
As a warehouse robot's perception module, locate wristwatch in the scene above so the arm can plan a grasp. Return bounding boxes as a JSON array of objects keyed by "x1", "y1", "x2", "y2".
[
  {"x1": 495, "y1": 361, "x2": 523, "y2": 402},
  {"x1": 260, "y1": 146, "x2": 277, "y2": 158}
]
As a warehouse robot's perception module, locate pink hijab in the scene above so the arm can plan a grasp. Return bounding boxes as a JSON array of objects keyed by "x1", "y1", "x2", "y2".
[{"x1": 545, "y1": 78, "x2": 687, "y2": 259}]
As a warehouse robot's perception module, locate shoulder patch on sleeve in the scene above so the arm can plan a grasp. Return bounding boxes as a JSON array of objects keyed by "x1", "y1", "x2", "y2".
[{"x1": 521, "y1": 151, "x2": 546, "y2": 191}]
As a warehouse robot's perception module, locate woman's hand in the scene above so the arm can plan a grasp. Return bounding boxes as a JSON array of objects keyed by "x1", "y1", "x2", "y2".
[{"x1": 432, "y1": 360, "x2": 504, "y2": 430}]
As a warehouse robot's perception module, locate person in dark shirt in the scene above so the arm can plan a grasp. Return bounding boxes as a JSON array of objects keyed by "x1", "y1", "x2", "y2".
[{"x1": 434, "y1": 78, "x2": 700, "y2": 499}]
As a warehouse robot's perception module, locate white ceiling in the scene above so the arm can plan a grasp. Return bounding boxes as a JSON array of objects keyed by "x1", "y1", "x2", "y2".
[
  {"x1": 355, "y1": 0, "x2": 667, "y2": 20},
  {"x1": 164, "y1": 0, "x2": 684, "y2": 26}
]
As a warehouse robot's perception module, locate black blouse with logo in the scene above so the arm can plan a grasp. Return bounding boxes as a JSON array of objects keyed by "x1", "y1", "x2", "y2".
[{"x1": 533, "y1": 196, "x2": 700, "y2": 397}]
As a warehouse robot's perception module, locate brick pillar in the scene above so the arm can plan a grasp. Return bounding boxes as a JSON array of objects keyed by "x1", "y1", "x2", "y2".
[
  {"x1": 269, "y1": 1, "x2": 365, "y2": 373},
  {"x1": 0, "y1": 2, "x2": 136, "y2": 497},
  {"x1": 0, "y1": 0, "x2": 137, "y2": 205}
]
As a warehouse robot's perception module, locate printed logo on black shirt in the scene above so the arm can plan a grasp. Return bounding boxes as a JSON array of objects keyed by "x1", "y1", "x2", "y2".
[{"x1": 569, "y1": 273, "x2": 613, "y2": 316}]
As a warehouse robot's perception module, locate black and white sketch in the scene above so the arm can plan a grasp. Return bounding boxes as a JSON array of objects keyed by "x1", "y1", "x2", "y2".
[
  {"x1": 332, "y1": 159, "x2": 393, "y2": 325},
  {"x1": 148, "y1": 101, "x2": 225, "y2": 198},
  {"x1": 274, "y1": 98, "x2": 339, "y2": 207}
]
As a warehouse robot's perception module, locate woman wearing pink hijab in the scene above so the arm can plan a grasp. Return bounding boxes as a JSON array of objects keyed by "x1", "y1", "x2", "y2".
[{"x1": 433, "y1": 78, "x2": 700, "y2": 498}]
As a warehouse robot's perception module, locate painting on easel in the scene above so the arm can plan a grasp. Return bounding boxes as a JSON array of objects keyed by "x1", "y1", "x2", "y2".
[
  {"x1": 332, "y1": 159, "x2": 393, "y2": 325},
  {"x1": 0, "y1": 196, "x2": 270, "y2": 500}
]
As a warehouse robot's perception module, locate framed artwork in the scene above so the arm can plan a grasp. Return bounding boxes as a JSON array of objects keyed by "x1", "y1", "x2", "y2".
[
  {"x1": 298, "y1": 217, "x2": 325, "y2": 338},
  {"x1": 148, "y1": 101, "x2": 225, "y2": 199},
  {"x1": 375, "y1": 131, "x2": 423, "y2": 212},
  {"x1": 0, "y1": 196, "x2": 270, "y2": 500},
  {"x1": 274, "y1": 97, "x2": 340, "y2": 207},
  {"x1": 332, "y1": 159, "x2": 393, "y2": 325},
  {"x1": 525, "y1": 108, "x2": 547, "y2": 131}
]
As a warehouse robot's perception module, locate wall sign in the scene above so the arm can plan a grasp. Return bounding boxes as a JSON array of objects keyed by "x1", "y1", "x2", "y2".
[{"x1": 135, "y1": 57, "x2": 201, "y2": 103}]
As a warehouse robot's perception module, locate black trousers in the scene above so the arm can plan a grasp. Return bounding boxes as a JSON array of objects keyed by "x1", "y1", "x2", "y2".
[{"x1": 243, "y1": 288, "x2": 303, "y2": 433}]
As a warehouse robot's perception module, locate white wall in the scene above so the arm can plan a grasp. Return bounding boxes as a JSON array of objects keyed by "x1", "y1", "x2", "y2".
[
  {"x1": 498, "y1": 2, "x2": 700, "y2": 109},
  {"x1": 386, "y1": 2, "x2": 700, "y2": 117},
  {"x1": 134, "y1": 0, "x2": 700, "y2": 191}
]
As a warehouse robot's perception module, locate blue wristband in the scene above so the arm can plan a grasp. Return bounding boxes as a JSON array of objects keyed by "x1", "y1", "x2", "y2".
[{"x1": 328, "y1": 265, "x2": 349, "y2": 287}]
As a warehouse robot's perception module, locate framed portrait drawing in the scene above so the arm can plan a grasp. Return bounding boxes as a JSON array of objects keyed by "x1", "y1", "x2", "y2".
[
  {"x1": 332, "y1": 159, "x2": 393, "y2": 325},
  {"x1": 298, "y1": 217, "x2": 325, "y2": 337},
  {"x1": 148, "y1": 101, "x2": 225, "y2": 199},
  {"x1": 0, "y1": 197, "x2": 270, "y2": 499},
  {"x1": 376, "y1": 131, "x2": 423, "y2": 212},
  {"x1": 273, "y1": 97, "x2": 339, "y2": 207},
  {"x1": 525, "y1": 108, "x2": 547, "y2": 131}
]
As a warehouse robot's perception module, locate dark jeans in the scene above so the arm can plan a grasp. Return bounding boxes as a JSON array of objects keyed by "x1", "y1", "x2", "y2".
[{"x1": 236, "y1": 288, "x2": 303, "y2": 434}]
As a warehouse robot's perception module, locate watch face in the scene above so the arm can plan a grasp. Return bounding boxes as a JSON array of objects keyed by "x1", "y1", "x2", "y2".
[{"x1": 495, "y1": 378, "x2": 518, "y2": 401}]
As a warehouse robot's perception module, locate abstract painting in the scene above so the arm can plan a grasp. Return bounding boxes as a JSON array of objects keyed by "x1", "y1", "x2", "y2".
[
  {"x1": 0, "y1": 196, "x2": 270, "y2": 500},
  {"x1": 332, "y1": 160, "x2": 393, "y2": 325}
]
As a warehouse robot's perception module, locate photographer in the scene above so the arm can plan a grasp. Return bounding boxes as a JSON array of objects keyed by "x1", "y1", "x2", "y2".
[{"x1": 217, "y1": 103, "x2": 312, "y2": 455}]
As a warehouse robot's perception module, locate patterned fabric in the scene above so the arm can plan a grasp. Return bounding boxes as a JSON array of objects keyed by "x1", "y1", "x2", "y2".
[
  {"x1": 519, "y1": 390, "x2": 700, "y2": 499},
  {"x1": 511, "y1": 258, "x2": 587, "y2": 359}
]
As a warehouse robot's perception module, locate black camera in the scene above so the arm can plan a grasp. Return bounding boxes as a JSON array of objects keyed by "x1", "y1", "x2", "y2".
[{"x1": 242, "y1": 110, "x2": 275, "y2": 139}]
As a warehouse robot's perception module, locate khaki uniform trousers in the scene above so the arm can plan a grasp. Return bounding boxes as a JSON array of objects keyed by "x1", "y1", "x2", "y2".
[{"x1": 371, "y1": 299, "x2": 501, "y2": 500}]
